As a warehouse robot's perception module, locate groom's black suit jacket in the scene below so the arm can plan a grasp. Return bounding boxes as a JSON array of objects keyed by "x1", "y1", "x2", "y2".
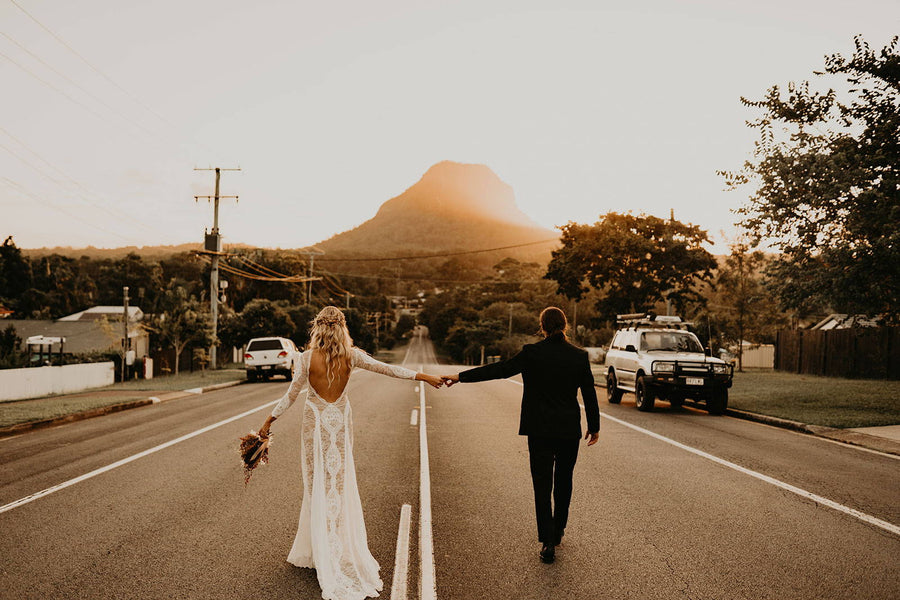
[{"x1": 458, "y1": 332, "x2": 600, "y2": 439}]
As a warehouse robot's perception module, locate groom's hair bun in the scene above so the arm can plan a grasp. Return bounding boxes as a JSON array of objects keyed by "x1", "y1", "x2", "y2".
[{"x1": 540, "y1": 307, "x2": 567, "y2": 336}]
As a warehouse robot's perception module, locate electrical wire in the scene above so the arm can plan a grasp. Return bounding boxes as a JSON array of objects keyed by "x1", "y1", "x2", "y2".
[
  {"x1": 1, "y1": 127, "x2": 158, "y2": 233},
  {"x1": 1, "y1": 31, "x2": 170, "y2": 143},
  {"x1": 314, "y1": 238, "x2": 558, "y2": 262},
  {"x1": 0, "y1": 176, "x2": 132, "y2": 242},
  {"x1": 8, "y1": 0, "x2": 217, "y2": 157}
]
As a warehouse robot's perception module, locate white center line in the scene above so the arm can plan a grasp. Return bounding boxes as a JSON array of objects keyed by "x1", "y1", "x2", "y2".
[
  {"x1": 410, "y1": 408, "x2": 419, "y2": 427},
  {"x1": 390, "y1": 503, "x2": 413, "y2": 600},
  {"x1": 0, "y1": 397, "x2": 287, "y2": 515},
  {"x1": 419, "y1": 364, "x2": 437, "y2": 600},
  {"x1": 501, "y1": 378, "x2": 900, "y2": 537}
]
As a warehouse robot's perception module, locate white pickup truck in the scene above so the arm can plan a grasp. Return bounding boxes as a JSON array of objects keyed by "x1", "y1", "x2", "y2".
[{"x1": 244, "y1": 337, "x2": 298, "y2": 382}]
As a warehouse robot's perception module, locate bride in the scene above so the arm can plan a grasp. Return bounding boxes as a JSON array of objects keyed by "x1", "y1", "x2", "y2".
[{"x1": 257, "y1": 306, "x2": 443, "y2": 600}]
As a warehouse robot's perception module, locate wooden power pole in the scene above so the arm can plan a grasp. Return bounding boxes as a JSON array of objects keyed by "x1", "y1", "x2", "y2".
[{"x1": 195, "y1": 166, "x2": 240, "y2": 369}]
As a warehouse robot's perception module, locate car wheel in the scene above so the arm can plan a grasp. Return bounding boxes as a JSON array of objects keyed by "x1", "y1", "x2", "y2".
[
  {"x1": 607, "y1": 371, "x2": 623, "y2": 404},
  {"x1": 247, "y1": 371, "x2": 258, "y2": 382},
  {"x1": 635, "y1": 376, "x2": 655, "y2": 412},
  {"x1": 707, "y1": 389, "x2": 728, "y2": 415},
  {"x1": 669, "y1": 396, "x2": 684, "y2": 409}
]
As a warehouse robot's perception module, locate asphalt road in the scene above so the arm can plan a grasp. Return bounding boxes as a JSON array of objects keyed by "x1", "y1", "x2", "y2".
[{"x1": 1, "y1": 329, "x2": 898, "y2": 600}]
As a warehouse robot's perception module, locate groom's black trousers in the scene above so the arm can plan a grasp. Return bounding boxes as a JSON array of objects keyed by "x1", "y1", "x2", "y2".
[{"x1": 527, "y1": 435, "x2": 580, "y2": 545}]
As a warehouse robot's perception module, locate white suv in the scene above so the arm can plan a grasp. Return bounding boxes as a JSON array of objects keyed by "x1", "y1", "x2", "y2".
[
  {"x1": 604, "y1": 315, "x2": 733, "y2": 414},
  {"x1": 244, "y1": 337, "x2": 298, "y2": 382}
]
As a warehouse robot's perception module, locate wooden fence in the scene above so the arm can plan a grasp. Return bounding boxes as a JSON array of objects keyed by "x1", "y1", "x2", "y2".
[{"x1": 775, "y1": 327, "x2": 900, "y2": 380}]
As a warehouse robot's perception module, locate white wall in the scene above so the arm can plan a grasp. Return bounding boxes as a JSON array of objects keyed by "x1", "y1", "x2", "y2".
[
  {"x1": 740, "y1": 345, "x2": 775, "y2": 369},
  {"x1": 0, "y1": 362, "x2": 115, "y2": 402}
]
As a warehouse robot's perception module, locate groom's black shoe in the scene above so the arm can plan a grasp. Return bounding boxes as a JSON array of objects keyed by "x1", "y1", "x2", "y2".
[{"x1": 539, "y1": 543, "x2": 556, "y2": 564}]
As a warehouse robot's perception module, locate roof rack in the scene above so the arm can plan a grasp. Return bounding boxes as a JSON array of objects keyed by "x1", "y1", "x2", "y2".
[{"x1": 616, "y1": 313, "x2": 693, "y2": 330}]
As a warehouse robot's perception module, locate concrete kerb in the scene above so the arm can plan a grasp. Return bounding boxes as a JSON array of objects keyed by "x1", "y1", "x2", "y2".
[
  {"x1": 594, "y1": 382, "x2": 900, "y2": 457},
  {"x1": 0, "y1": 379, "x2": 247, "y2": 438}
]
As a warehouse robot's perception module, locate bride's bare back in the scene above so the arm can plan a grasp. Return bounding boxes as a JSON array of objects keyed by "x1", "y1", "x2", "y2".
[{"x1": 308, "y1": 349, "x2": 352, "y2": 402}]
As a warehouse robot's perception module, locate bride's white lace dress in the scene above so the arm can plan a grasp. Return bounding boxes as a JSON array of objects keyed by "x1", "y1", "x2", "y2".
[{"x1": 270, "y1": 347, "x2": 417, "y2": 600}]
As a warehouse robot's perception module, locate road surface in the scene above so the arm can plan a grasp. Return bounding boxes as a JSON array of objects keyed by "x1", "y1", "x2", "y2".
[{"x1": 1, "y1": 329, "x2": 898, "y2": 599}]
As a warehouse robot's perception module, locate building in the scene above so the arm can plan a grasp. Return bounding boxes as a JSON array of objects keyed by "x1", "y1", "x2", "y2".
[{"x1": 4, "y1": 306, "x2": 149, "y2": 360}]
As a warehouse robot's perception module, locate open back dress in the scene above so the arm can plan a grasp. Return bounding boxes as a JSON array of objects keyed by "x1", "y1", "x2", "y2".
[{"x1": 269, "y1": 347, "x2": 416, "y2": 600}]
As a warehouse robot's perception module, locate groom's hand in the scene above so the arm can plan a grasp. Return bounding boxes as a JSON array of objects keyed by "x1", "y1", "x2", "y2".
[
  {"x1": 584, "y1": 431, "x2": 599, "y2": 446},
  {"x1": 441, "y1": 374, "x2": 459, "y2": 387}
]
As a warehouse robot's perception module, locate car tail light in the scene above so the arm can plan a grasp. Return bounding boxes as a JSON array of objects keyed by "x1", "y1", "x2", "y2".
[
  {"x1": 278, "y1": 351, "x2": 288, "y2": 358},
  {"x1": 243, "y1": 353, "x2": 252, "y2": 360}
]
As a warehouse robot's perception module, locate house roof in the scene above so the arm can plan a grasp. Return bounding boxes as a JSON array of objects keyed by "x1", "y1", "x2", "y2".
[
  {"x1": 58, "y1": 306, "x2": 144, "y2": 322},
  {"x1": 810, "y1": 314, "x2": 882, "y2": 330},
  {"x1": 3, "y1": 319, "x2": 138, "y2": 354}
]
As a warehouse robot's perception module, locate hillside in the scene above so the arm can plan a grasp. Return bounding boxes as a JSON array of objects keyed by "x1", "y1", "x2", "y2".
[
  {"x1": 314, "y1": 161, "x2": 558, "y2": 266},
  {"x1": 20, "y1": 162, "x2": 559, "y2": 271}
]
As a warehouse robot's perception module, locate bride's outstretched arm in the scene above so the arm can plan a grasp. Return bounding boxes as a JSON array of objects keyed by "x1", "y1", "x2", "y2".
[
  {"x1": 353, "y1": 348, "x2": 444, "y2": 388},
  {"x1": 259, "y1": 353, "x2": 308, "y2": 434}
]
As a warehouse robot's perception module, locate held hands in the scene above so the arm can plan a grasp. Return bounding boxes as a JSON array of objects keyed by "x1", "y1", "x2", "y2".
[
  {"x1": 440, "y1": 374, "x2": 459, "y2": 388},
  {"x1": 417, "y1": 373, "x2": 446, "y2": 389}
]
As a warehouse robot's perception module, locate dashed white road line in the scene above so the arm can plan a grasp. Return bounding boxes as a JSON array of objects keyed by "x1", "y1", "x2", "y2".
[
  {"x1": 410, "y1": 408, "x2": 419, "y2": 427},
  {"x1": 390, "y1": 503, "x2": 413, "y2": 600},
  {"x1": 501, "y1": 378, "x2": 900, "y2": 537},
  {"x1": 0, "y1": 396, "x2": 288, "y2": 515}
]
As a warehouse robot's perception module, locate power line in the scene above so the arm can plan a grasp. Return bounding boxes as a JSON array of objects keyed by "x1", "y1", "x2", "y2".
[
  {"x1": 0, "y1": 176, "x2": 132, "y2": 242},
  {"x1": 0, "y1": 127, "x2": 158, "y2": 233},
  {"x1": 1, "y1": 31, "x2": 167, "y2": 142},
  {"x1": 318, "y1": 268, "x2": 552, "y2": 286},
  {"x1": 315, "y1": 238, "x2": 558, "y2": 262},
  {"x1": 1, "y1": 49, "x2": 111, "y2": 123},
  {"x1": 8, "y1": 0, "x2": 220, "y2": 158}
]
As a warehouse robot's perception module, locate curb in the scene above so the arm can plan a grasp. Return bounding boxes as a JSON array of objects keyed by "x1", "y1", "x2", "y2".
[
  {"x1": 594, "y1": 383, "x2": 900, "y2": 457},
  {"x1": 0, "y1": 378, "x2": 247, "y2": 438}
]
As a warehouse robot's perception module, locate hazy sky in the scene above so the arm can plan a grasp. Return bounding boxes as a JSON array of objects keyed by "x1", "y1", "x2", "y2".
[{"x1": 2, "y1": 0, "x2": 897, "y2": 252}]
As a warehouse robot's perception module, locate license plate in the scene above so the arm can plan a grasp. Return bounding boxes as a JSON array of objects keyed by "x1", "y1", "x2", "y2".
[
  {"x1": 262, "y1": 365, "x2": 272, "y2": 370},
  {"x1": 685, "y1": 377, "x2": 704, "y2": 386}
]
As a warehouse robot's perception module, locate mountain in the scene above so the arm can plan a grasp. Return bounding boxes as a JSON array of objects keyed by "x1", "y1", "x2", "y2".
[{"x1": 314, "y1": 161, "x2": 558, "y2": 265}]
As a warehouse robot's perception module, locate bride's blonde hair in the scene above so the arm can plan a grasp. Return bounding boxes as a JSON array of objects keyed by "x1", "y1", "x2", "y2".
[{"x1": 307, "y1": 306, "x2": 354, "y2": 385}]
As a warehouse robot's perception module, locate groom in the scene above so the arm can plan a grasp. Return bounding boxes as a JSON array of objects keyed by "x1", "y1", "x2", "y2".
[{"x1": 442, "y1": 307, "x2": 600, "y2": 564}]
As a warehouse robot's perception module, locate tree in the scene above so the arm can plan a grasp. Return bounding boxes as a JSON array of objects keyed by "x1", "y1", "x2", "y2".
[
  {"x1": 721, "y1": 36, "x2": 900, "y2": 321},
  {"x1": 702, "y1": 241, "x2": 789, "y2": 370},
  {"x1": 0, "y1": 237, "x2": 32, "y2": 314},
  {"x1": 545, "y1": 212, "x2": 717, "y2": 321},
  {"x1": 218, "y1": 299, "x2": 295, "y2": 350},
  {"x1": 0, "y1": 324, "x2": 26, "y2": 369},
  {"x1": 151, "y1": 286, "x2": 214, "y2": 374},
  {"x1": 394, "y1": 313, "x2": 417, "y2": 340}
]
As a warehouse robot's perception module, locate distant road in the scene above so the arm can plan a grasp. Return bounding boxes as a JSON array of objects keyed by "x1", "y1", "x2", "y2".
[{"x1": 1, "y1": 330, "x2": 898, "y2": 599}]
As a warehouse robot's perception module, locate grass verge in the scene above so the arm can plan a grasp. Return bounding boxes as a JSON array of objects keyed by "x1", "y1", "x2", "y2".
[
  {"x1": 591, "y1": 365, "x2": 900, "y2": 429},
  {"x1": 0, "y1": 369, "x2": 245, "y2": 429},
  {"x1": 729, "y1": 371, "x2": 900, "y2": 429},
  {"x1": 109, "y1": 368, "x2": 245, "y2": 391}
]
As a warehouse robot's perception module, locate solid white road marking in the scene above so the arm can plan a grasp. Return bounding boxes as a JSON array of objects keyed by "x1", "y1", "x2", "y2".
[
  {"x1": 0, "y1": 395, "x2": 293, "y2": 515},
  {"x1": 391, "y1": 503, "x2": 413, "y2": 600},
  {"x1": 410, "y1": 409, "x2": 419, "y2": 427},
  {"x1": 502, "y1": 378, "x2": 900, "y2": 537},
  {"x1": 419, "y1": 365, "x2": 437, "y2": 600}
]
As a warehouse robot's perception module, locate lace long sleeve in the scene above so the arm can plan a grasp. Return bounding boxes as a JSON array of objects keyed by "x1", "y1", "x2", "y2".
[
  {"x1": 352, "y1": 347, "x2": 417, "y2": 380},
  {"x1": 271, "y1": 351, "x2": 308, "y2": 418}
]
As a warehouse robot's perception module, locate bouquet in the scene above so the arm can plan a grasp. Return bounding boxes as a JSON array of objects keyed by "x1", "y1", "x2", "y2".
[{"x1": 239, "y1": 430, "x2": 272, "y2": 484}]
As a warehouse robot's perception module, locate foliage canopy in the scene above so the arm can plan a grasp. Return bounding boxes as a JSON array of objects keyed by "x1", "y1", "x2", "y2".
[
  {"x1": 544, "y1": 212, "x2": 717, "y2": 321},
  {"x1": 722, "y1": 36, "x2": 900, "y2": 320}
]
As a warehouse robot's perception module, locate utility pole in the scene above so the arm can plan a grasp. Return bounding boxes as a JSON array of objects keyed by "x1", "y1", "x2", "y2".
[
  {"x1": 572, "y1": 299, "x2": 578, "y2": 343},
  {"x1": 195, "y1": 166, "x2": 240, "y2": 370},
  {"x1": 300, "y1": 248, "x2": 325, "y2": 305},
  {"x1": 508, "y1": 303, "x2": 513, "y2": 337},
  {"x1": 122, "y1": 286, "x2": 129, "y2": 382}
]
